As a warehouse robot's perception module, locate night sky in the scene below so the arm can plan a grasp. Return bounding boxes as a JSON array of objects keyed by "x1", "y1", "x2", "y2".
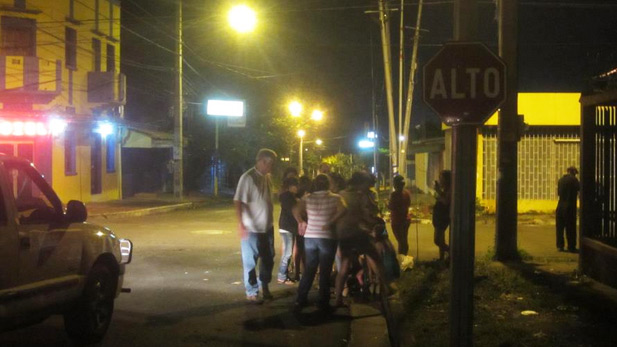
[{"x1": 121, "y1": 0, "x2": 617, "y2": 151}]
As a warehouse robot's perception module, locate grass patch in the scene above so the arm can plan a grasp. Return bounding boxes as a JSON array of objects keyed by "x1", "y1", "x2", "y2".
[{"x1": 396, "y1": 258, "x2": 617, "y2": 346}]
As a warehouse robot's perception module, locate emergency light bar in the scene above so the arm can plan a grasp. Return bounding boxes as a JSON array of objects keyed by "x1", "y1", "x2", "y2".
[{"x1": 0, "y1": 119, "x2": 67, "y2": 137}]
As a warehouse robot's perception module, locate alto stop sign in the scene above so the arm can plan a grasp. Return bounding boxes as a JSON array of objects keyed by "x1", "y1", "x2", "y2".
[{"x1": 423, "y1": 42, "x2": 506, "y2": 125}]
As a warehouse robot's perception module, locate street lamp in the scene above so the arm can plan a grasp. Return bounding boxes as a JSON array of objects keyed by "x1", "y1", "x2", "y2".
[
  {"x1": 289, "y1": 101, "x2": 303, "y2": 118},
  {"x1": 228, "y1": 5, "x2": 257, "y2": 33},
  {"x1": 311, "y1": 109, "x2": 324, "y2": 121},
  {"x1": 298, "y1": 129, "x2": 306, "y2": 175}
]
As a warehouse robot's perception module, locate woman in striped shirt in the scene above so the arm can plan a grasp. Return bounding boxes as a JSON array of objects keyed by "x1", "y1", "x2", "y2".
[{"x1": 293, "y1": 174, "x2": 346, "y2": 312}]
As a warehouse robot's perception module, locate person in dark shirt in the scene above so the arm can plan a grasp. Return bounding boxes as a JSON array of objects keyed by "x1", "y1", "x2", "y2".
[
  {"x1": 388, "y1": 175, "x2": 411, "y2": 255},
  {"x1": 278, "y1": 177, "x2": 299, "y2": 284},
  {"x1": 556, "y1": 166, "x2": 580, "y2": 252},
  {"x1": 432, "y1": 170, "x2": 451, "y2": 261}
]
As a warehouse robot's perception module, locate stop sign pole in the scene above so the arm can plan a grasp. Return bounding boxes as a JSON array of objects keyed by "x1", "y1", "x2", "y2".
[{"x1": 423, "y1": 13, "x2": 506, "y2": 347}]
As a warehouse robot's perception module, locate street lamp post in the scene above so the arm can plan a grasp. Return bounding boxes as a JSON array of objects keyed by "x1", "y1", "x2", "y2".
[
  {"x1": 298, "y1": 129, "x2": 306, "y2": 175},
  {"x1": 288, "y1": 100, "x2": 324, "y2": 175}
]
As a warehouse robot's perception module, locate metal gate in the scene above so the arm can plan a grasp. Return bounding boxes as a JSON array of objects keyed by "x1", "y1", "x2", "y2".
[{"x1": 580, "y1": 90, "x2": 617, "y2": 288}]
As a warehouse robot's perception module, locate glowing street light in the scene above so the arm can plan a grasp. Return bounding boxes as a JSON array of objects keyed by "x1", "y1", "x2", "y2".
[
  {"x1": 289, "y1": 101, "x2": 303, "y2": 118},
  {"x1": 228, "y1": 5, "x2": 257, "y2": 33},
  {"x1": 311, "y1": 109, "x2": 324, "y2": 121},
  {"x1": 315, "y1": 138, "x2": 323, "y2": 146}
]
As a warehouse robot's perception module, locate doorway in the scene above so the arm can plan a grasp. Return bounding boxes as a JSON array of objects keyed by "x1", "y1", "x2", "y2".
[{"x1": 91, "y1": 136, "x2": 102, "y2": 195}]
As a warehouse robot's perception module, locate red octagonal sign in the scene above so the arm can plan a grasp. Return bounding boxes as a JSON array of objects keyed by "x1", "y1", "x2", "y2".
[{"x1": 423, "y1": 42, "x2": 506, "y2": 125}]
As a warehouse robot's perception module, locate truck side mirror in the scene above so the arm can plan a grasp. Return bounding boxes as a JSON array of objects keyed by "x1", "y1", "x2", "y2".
[{"x1": 66, "y1": 200, "x2": 87, "y2": 223}]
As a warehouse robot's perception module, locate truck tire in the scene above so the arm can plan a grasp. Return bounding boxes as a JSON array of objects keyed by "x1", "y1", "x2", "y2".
[{"x1": 64, "y1": 264, "x2": 115, "y2": 344}]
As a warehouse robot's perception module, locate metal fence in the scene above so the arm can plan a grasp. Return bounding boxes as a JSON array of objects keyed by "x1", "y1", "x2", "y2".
[
  {"x1": 583, "y1": 105, "x2": 617, "y2": 246},
  {"x1": 580, "y1": 90, "x2": 617, "y2": 288},
  {"x1": 482, "y1": 129, "x2": 579, "y2": 201}
]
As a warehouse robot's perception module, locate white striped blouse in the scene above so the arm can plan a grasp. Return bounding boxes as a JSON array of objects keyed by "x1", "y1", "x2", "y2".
[{"x1": 303, "y1": 191, "x2": 343, "y2": 240}]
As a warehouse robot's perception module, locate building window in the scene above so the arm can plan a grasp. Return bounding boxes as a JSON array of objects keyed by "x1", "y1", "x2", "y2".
[
  {"x1": 65, "y1": 27, "x2": 77, "y2": 70},
  {"x1": 109, "y1": 1, "x2": 114, "y2": 39},
  {"x1": 106, "y1": 136, "x2": 115, "y2": 173},
  {"x1": 92, "y1": 38, "x2": 101, "y2": 72},
  {"x1": 14, "y1": 0, "x2": 25, "y2": 10},
  {"x1": 65, "y1": 131, "x2": 77, "y2": 175},
  {"x1": 106, "y1": 44, "x2": 115, "y2": 72},
  {"x1": 1, "y1": 16, "x2": 36, "y2": 56}
]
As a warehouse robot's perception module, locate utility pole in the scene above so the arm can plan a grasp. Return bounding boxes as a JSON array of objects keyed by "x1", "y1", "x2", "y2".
[
  {"x1": 495, "y1": 0, "x2": 519, "y2": 260},
  {"x1": 378, "y1": 0, "x2": 397, "y2": 183},
  {"x1": 370, "y1": 30, "x2": 380, "y2": 191},
  {"x1": 398, "y1": 0, "x2": 405, "y2": 177},
  {"x1": 401, "y1": 0, "x2": 424, "y2": 178},
  {"x1": 173, "y1": 0, "x2": 184, "y2": 200}
]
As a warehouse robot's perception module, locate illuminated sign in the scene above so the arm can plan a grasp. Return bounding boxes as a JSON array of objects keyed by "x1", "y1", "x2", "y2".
[
  {"x1": 206, "y1": 100, "x2": 245, "y2": 117},
  {"x1": 0, "y1": 119, "x2": 67, "y2": 137}
]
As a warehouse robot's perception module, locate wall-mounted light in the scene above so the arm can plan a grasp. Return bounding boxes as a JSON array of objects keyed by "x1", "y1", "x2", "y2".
[{"x1": 94, "y1": 122, "x2": 114, "y2": 137}]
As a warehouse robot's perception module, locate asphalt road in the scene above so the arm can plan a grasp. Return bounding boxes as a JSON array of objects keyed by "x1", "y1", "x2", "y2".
[
  {"x1": 0, "y1": 203, "x2": 577, "y2": 346},
  {"x1": 0, "y1": 206, "x2": 352, "y2": 347}
]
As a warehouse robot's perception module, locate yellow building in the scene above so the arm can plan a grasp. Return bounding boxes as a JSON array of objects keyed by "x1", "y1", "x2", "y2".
[
  {"x1": 0, "y1": 0, "x2": 125, "y2": 203},
  {"x1": 415, "y1": 93, "x2": 581, "y2": 213}
]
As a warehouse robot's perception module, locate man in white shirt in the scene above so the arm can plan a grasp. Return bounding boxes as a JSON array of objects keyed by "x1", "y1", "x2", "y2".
[{"x1": 234, "y1": 148, "x2": 277, "y2": 303}]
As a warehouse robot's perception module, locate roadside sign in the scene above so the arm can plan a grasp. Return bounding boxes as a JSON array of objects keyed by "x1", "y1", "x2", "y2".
[{"x1": 423, "y1": 42, "x2": 506, "y2": 125}]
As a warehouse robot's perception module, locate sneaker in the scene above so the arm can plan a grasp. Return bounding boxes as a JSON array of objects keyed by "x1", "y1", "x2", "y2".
[
  {"x1": 558, "y1": 247, "x2": 565, "y2": 252},
  {"x1": 246, "y1": 295, "x2": 263, "y2": 305},
  {"x1": 568, "y1": 248, "x2": 579, "y2": 253}
]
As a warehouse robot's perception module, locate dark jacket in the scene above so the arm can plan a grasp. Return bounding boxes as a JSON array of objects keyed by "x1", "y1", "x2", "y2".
[{"x1": 278, "y1": 191, "x2": 298, "y2": 233}]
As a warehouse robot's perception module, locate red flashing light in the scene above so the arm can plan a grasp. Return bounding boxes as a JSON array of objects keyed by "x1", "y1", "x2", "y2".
[{"x1": 0, "y1": 120, "x2": 65, "y2": 137}]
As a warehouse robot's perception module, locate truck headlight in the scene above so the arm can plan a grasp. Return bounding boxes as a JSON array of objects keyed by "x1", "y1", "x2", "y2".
[{"x1": 119, "y1": 239, "x2": 133, "y2": 264}]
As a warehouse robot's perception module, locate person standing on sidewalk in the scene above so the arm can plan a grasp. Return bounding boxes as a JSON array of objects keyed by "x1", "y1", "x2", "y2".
[
  {"x1": 293, "y1": 174, "x2": 346, "y2": 312},
  {"x1": 388, "y1": 175, "x2": 411, "y2": 255},
  {"x1": 432, "y1": 170, "x2": 451, "y2": 262},
  {"x1": 334, "y1": 171, "x2": 386, "y2": 307},
  {"x1": 234, "y1": 149, "x2": 277, "y2": 304},
  {"x1": 556, "y1": 166, "x2": 580, "y2": 252},
  {"x1": 277, "y1": 177, "x2": 299, "y2": 285}
]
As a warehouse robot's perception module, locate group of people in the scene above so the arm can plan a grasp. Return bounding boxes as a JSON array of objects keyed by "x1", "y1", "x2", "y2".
[{"x1": 233, "y1": 148, "x2": 458, "y2": 311}]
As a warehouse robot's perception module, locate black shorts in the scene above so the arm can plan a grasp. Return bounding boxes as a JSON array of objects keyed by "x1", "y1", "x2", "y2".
[{"x1": 339, "y1": 233, "x2": 378, "y2": 259}]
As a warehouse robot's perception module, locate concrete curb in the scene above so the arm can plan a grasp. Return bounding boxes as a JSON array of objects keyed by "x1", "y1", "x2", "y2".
[{"x1": 89, "y1": 202, "x2": 195, "y2": 219}]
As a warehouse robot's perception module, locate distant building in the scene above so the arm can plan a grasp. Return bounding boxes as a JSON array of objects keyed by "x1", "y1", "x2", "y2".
[
  {"x1": 415, "y1": 93, "x2": 580, "y2": 213},
  {"x1": 0, "y1": 0, "x2": 125, "y2": 202}
]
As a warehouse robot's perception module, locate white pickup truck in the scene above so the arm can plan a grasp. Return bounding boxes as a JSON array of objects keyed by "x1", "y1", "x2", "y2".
[{"x1": 0, "y1": 155, "x2": 132, "y2": 344}]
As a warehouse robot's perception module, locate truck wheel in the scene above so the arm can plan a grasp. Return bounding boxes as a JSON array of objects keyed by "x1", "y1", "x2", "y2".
[{"x1": 64, "y1": 264, "x2": 115, "y2": 344}]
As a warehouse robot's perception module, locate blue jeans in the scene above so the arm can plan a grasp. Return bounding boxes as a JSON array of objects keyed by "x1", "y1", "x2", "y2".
[
  {"x1": 296, "y1": 238, "x2": 337, "y2": 306},
  {"x1": 277, "y1": 232, "x2": 295, "y2": 281},
  {"x1": 241, "y1": 228, "x2": 274, "y2": 296}
]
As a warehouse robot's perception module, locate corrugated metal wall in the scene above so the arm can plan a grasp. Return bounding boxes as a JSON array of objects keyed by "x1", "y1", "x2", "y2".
[{"x1": 482, "y1": 131, "x2": 579, "y2": 200}]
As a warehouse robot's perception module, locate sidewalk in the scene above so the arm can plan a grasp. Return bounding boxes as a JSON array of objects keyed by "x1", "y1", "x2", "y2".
[{"x1": 86, "y1": 192, "x2": 226, "y2": 219}]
